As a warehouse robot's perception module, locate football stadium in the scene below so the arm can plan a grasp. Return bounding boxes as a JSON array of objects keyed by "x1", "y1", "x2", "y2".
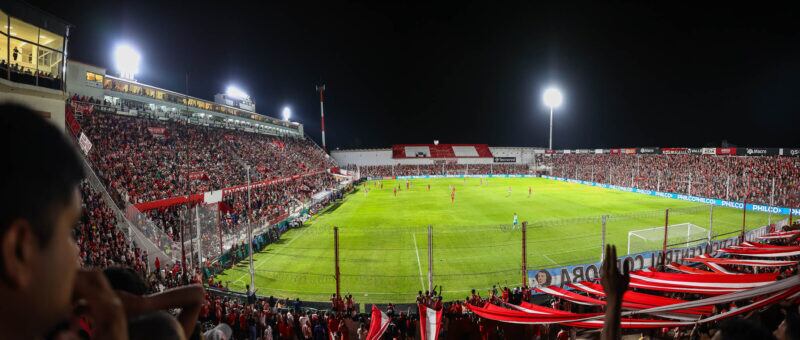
[{"x1": 1, "y1": 1, "x2": 799, "y2": 339}]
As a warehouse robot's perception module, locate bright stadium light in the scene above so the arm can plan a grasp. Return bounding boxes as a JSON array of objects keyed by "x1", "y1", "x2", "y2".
[
  {"x1": 542, "y1": 87, "x2": 563, "y2": 150},
  {"x1": 113, "y1": 43, "x2": 141, "y2": 80},
  {"x1": 226, "y1": 85, "x2": 249, "y2": 99},
  {"x1": 282, "y1": 106, "x2": 292, "y2": 121},
  {"x1": 543, "y1": 87, "x2": 563, "y2": 108}
]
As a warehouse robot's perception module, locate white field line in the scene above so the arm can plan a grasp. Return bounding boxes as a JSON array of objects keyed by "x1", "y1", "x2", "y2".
[
  {"x1": 412, "y1": 232, "x2": 427, "y2": 291},
  {"x1": 233, "y1": 225, "x2": 313, "y2": 284},
  {"x1": 543, "y1": 253, "x2": 558, "y2": 265}
]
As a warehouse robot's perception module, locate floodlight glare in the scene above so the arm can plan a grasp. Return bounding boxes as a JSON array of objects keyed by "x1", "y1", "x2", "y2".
[
  {"x1": 113, "y1": 44, "x2": 141, "y2": 80},
  {"x1": 542, "y1": 86, "x2": 564, "y2": 150},
  {"x1": 282, "y1": 106, "x2": 292, "y2": 121},
  {"x1": 226, "y1": 85, "x2": 249, "y2": 99},
  {"x1": 543, "y1": 88, "x2": 563, "y2": 108}
]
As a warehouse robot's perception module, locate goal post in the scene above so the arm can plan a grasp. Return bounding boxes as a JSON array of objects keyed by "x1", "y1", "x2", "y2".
[{"x1": 627, "y1": 223, "x2": 708, "y2": 255}]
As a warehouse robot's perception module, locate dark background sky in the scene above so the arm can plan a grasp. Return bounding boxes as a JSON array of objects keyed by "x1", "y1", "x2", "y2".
[{"x1": 29, "y1": 1, "x2": 799, "y2": 149}]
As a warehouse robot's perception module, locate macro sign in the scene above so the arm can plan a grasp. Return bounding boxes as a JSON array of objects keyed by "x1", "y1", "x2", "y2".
[{"x1": 493, "y1": 157, "x2": 517, "y2": 163}]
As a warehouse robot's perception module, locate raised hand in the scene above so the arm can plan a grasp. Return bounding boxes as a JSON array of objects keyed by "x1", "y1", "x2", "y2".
[
  {"x1": 72, "y1": 270, "x2": 127, "y2": 340},
  {"x1": 600, "y1": 245, "x2": 629, "y2": 340},
  {"x1": 601, "y1": 244, "x2": 629, "y2": 300}
]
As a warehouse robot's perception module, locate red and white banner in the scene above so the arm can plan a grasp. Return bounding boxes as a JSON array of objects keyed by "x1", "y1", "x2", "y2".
[
  {"x1": 718, "y1": 246, "x2": 800, "y2": 258},
  {"x1": 685, "y1": 256, "x2": 798, "y2": 267},
  {"x1": 467, "y1": 275, "x2": 800, "y2": 329},
  {"x1": 78, "y1": 132, "x2": 93, "y2": 155},
  {"x1": 758, "y1": 230, "x2": 800, "y2": 240},
  {"x1": 71, "y1": 101, "x2": 94, "y2": 115},
  {"x1": 716, "y1": 147, "x2": 737, "y2": 155},
  {"x1": 147, "y1": 126, "x2": 167, "y2": 138},
  {"x1": 418, "y1": 304, "x2": 442, "y2": 340},
  {"x1": 630, "y1": 270, "x2": 778, "y2": 289},
  {"x1": 65, "y1": 107, "x2": 82, "y2": 136},
  {"x1": 365, "y1": 305, "x2": 390, "y2": 340},
  {"x1": 667, "y1": 263, "x2": 714, "y2": 274},
  {"x1": 189, "y1": 171, "x2": 207, "y2": 180}
]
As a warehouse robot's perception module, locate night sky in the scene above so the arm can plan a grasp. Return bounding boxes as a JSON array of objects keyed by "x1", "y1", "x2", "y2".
[{"x1": 29, "y1": 1, "x2": 799, "y2": 149}]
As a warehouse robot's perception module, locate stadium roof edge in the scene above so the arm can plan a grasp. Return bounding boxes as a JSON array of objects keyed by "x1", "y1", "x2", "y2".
[{"x1": 70, "y1": 59, "x2": 292, "y2": 126}]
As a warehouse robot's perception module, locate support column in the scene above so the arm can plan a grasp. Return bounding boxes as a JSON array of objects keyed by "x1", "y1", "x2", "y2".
[
  {"x1": 661, "y1": 209, "x2": 670, "y2": 268},
  {"x1": 521, "y1": 221, "x2": 528, "y2": 287},
  {"x1": 334, "y1": 226, "x2": 341, "y2": 299},
  {"x1": 600, "y1": 216, "x2": 607, "y2": 261},
  {"x1": 427, "y1": 225, "x2": 433, "y2": 291}
]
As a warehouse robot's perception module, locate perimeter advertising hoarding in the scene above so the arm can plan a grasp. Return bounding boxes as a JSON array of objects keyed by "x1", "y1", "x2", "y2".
[
  {"x1": 493, "y1": 157, "x2": 517, "y2": 163},
  {"x1": 782, "y1": 148, "x2": 800, "y2": 157},
  {"x1": 638, "y1": 147, "x2": 661, "y2": 154},
  {"x1": 715, "y1": 148, "x2": 737, "y2": 155},
  {"x1": 736, "y1": 148, "x2": 779, "y2": 156},
  {"x1": 662, "y1": 148, "x2": 689, "y2": 155},
  {"x1": 541, "y1": 175, "x2": 800, "y2": 215}
]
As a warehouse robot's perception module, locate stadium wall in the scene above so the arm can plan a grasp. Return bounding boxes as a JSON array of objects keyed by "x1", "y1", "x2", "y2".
[{"x1": 0, "y1": 78, "x2": 66, "y2": 130}]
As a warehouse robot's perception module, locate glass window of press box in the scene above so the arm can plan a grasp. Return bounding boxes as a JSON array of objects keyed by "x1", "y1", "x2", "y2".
[{"x1": 0, "y1": 10, "x2": 65, "y2": 89}]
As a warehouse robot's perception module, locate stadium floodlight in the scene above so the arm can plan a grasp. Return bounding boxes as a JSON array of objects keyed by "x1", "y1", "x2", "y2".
[
  {"x1": 542, "y1": 87, "x2": 563, "y2": 150},
  {"x1": 226, "y1": 85, "x2": 249, "y2": 99},
  {"x1": 282, "y1": 106, "x2": 292, "y2": 121},
  {"x1": 113, "y1": 43, "x2": 141, "y2": 80}
]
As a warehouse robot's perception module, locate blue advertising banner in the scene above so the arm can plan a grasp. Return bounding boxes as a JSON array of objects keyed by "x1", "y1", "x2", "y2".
[{"x1": 541, "y1": 176, "x2": 800, "y2": 216}]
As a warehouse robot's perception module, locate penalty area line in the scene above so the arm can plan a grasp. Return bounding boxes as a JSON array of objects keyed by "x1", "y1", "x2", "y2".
[
  {"x1": 543, "y1": 253, "x2": 558, "y2": 265},
  {"x1": 233, "y1": 225, "x2": 312, "y2": 285}
]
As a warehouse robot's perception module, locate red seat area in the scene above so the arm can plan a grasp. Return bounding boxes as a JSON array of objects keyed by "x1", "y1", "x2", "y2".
[{"x1": 429, "y1": 145, "x2": 456, "y2": 158}]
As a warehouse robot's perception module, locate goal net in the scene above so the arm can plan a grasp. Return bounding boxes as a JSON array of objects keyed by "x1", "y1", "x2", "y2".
[{"x1": 627, "y1": 223, "x2": 709, "y2": 255}]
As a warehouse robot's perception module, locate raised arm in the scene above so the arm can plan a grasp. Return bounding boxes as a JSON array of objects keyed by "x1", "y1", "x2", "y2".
[{"x1": 600, "y1": 245, "x2": 629, "y2": 340}]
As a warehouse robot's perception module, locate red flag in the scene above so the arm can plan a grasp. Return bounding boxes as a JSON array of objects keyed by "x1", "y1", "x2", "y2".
[
  {"x1": 418, "y1": 304, "x2": 442, "y2": 340},
  {"x1": 366, "y1": 305, "x2": 390, "y2": 340}
]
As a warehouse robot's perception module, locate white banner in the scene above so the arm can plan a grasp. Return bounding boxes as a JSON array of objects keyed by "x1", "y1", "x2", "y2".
[{"x1": 78, "y1": 132, "x2": 92, "y2": 155}]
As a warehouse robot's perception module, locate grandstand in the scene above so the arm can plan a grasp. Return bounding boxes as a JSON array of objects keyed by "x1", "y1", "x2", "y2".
[{"x1": 1, "y1": 1, "x2": 800, "y2": 339}]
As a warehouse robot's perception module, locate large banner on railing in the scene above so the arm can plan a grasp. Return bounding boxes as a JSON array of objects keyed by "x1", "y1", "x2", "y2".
[
  {"x1": 541, "y1": 175, "x2": 800, "y2": 216},
  {"x1": 133, "y1": 170, "x2": 326, "y2": 211},
  {"x1": 527, "y1": 225, "x2": 770, "y2": 288}
]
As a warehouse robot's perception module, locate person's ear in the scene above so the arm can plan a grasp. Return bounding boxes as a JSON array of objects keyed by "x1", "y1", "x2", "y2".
[{"x1": 0, "y1": 219, "x2": 37, "y2": 289}]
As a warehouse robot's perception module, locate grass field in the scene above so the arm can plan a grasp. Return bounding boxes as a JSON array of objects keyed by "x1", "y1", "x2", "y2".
[{"x1": 215, "y1": 177, "x2": 775, "y2": 303}]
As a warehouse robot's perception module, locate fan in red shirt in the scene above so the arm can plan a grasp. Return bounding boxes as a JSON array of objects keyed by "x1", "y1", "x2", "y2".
[
  {"x1": 227, "y1": 308, "x2": 238, "y2": 328},
  {"x1": 239, "y1": 310, "x2": 248, "y2": 333}
]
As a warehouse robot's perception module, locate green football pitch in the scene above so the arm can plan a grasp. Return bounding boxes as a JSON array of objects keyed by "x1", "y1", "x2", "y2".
[{"x1": 215, "y1": 177, "x2": 774, "y2": 303}]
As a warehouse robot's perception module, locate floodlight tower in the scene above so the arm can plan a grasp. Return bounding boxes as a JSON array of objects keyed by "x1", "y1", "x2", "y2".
[
  {"x1": 282, "y1": 106, "x2": 292, "y2": 121},
  {"x1": 316, "y1": 83, "x2": 327, "y2": 152},
  {"x1": 543, "y1": 87, "x2": 563, "y2": 150},
  {"x1": 114, "y1": 44, "x2": 141, "y2": 81}
]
